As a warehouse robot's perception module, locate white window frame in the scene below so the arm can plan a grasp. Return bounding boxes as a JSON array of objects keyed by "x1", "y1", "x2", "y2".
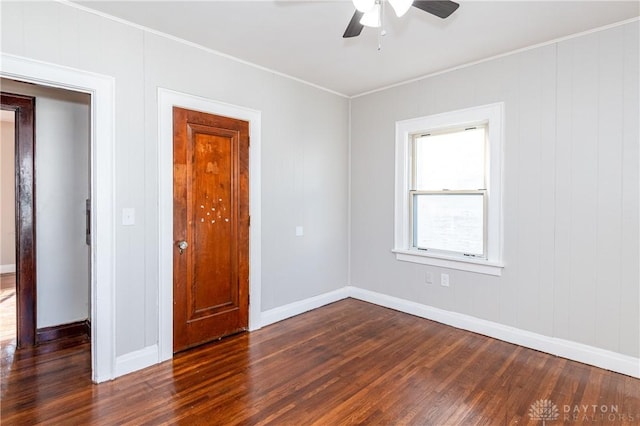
[{"x1": 393, "y1": 103, "x2": 504, "y2": 276}]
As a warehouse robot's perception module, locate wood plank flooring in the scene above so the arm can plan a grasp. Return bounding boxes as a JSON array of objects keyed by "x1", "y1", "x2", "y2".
[
  {"x1": 1, "y1": 298, "x2": 639, "y2": 425},
  {"x1": 0, "y1": 273, "x2": 16, "y2": 344}
]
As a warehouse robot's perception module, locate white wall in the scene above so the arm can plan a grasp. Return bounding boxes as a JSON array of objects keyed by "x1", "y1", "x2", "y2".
[
  {"x1": 2, "y1": 0, "x2": 634, "y2": 373},
  {"x1": 0, "y1": 1, "x2": 349, "y2": 356},
  {"x1": 0, "y1": 79, "x2": 91, "y2": 328},
  {"x1": 1, "y1": 114, "x2": 15, "y2": 270},
  {"x1": 350, "y1": 22, "x2": 639, "y2": 358}
]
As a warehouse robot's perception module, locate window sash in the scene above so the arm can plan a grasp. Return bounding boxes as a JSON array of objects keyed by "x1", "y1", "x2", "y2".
[
  {"x1": 410, "y1": 190, "x2": 487, "y2": 258},
  {"x1": 411, "y1": 125, "x2": 488, "y2": 191}
]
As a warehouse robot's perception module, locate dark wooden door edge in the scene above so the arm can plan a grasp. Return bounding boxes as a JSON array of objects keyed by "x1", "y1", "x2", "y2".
[
  {"x1": 37, "y1": 320, "x2": 91, "y2": 344},
  {"x1": 1, "y1": 92, "x2": 37, "y2": 348}
]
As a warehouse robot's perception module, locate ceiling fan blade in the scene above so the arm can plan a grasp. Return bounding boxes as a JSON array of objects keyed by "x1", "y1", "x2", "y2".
[
  {"x1": 412, "y1": 1, "x2": 460, "y2": 19},
  {"x1": 343, "y1": 10, "x2": 365, "y2": 38}
]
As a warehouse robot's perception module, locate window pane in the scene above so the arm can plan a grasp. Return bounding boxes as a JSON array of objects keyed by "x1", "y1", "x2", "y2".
[
  {"x1": 414, "y1": 127, "x2": 485, "y2": 190},
  {"x1": 413, "y1": 193, "x2": 484, "y2": 256}
]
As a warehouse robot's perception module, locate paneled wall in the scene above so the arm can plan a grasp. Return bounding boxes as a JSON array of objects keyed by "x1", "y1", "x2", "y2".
[
  {"x1": 1, "y1": 0, "x2": 636, "y2": 369},
  {"x1": 350, "y1": 22, "x2": 639, "y2": 357},
  {"x1": 1, "y1": 1, "x2": 349, "y2": 357}
]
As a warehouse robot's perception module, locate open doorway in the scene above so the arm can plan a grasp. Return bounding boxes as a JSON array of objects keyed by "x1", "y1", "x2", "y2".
[
  {"x1": 1, "y1": 109, "x2": 17, "y2": 348},
  {"x1": 2, "y1": 54, "x2": 116, "y2": 383},
  {"x1": 1, "y1": 80, "x2": 91, "y2": 350}
]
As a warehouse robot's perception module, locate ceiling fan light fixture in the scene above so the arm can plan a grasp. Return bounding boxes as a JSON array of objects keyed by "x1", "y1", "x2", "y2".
[
  {"x1": 360, "y1": 3, "x2": 381, "y2": 28},
  {"x1": 388, "y1": 0, "x2": 413, "y2": 17},
  {"x1": 352, "y1": 0, "x2": 375, "y2": 13},
  {"x1": 343, "y1": 0, "x2": 459, "y2": 40}
]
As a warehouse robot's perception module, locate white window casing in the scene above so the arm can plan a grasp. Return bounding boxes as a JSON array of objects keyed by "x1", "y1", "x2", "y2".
[{"x1": 393, "y1": 102, "x2": 504, "y2": 276}]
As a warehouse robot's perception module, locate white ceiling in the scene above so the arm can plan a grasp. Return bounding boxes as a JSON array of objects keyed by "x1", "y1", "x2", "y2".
[{"x1": 74, "y1": 1, "x2": 639, "y2": 97}]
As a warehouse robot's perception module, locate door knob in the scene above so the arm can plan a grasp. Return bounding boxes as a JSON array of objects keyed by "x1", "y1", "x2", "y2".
[{"x1": 177, "y1": 240, "x2": 188, "y2": 254}]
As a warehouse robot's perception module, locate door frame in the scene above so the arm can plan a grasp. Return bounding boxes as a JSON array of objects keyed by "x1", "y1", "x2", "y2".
[
  {"x1": 158, "y1": 88, "x2": 262, "y2": 362},
  {"x1": 1, "y1": 92, "x2": 36, "y2": 348},
  {"x1": 0, "y1": 53, "x2": 116, "y2": 383}
]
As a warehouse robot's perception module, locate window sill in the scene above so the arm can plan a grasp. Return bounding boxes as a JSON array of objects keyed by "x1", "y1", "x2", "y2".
[{"x1": 391, "y1": 249, "x2": 504, "y2": 276}]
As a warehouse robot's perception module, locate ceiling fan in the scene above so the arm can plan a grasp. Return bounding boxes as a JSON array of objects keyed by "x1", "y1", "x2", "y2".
[{"x1": 343, "y1": 0, "x2": 460, "y2": 38}]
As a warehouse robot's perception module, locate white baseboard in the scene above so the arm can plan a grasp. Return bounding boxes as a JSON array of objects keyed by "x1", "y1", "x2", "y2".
[
  {"x1": 346, "y1": 286, "x2": 640, "y2": 378},
  {"x1": 0, "y1": 264, "x2": 16, "y2": 274},
  {"x1": 260, "y1": 287, "x2": 350, "y2": 328},
  {"x1": 113, "y1": 288, "x2": 348, "y2": 379},
  {"x1": 115, "y1": 344, "x2": 159, "y2": 378},
  {"x1": 111, "y1": 285, "x2": 638, "y2": 380}
]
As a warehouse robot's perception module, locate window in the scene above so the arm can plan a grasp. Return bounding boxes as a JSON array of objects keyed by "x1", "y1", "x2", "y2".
[
  {"x1": 411, "y1": 126, "x2": 487, "y2": 257},
  {"x1": 393, "y1": 103, "x2": 504, "y2": 276}
]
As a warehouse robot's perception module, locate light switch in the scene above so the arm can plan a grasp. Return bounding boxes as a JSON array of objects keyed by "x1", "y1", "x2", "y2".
[
  {"x1": 441, "y1": 273, "x2": 450, "y2": 287},
  {"x1": 122, "y1": 208, "x2": 135, "y2": 226},
  {"x1": 295, "y1": 226, "x2": 304, "y2": 237}
]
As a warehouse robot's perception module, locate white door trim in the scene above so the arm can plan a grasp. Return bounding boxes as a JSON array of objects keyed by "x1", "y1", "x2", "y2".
[
  {"x1": 1, "y1": 53, "x2": 116, "y2": 383},
  {"x1": 157, "y1": 88, "x2": 262, "y2": 362}
]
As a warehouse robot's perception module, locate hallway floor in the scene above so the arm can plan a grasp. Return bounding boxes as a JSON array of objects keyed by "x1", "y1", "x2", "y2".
[{"x1": 0, "y1": 273, "x2": 16, "y2": 344}]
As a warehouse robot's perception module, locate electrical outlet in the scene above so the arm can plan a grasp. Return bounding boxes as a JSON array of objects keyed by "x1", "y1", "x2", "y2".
[
  {"x1": 441, "y1": 273, "x2": 450, "y2": 287},
  {"x1": 425, "y1": 271, "x2": 433, "y2": 284}
]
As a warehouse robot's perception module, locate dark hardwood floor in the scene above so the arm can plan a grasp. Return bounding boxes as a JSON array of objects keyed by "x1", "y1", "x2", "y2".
[{"x1": 1, "y1": 298, "x2": 638, "y2": 425}]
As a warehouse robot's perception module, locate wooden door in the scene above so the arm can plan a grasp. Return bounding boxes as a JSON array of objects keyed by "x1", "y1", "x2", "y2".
[
  {"x1": 173, "y1": 107, "x2": 249, "y2": 353},
  {"x1": 1, "y1": 92, "x2": 36, "y2": 348}
]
